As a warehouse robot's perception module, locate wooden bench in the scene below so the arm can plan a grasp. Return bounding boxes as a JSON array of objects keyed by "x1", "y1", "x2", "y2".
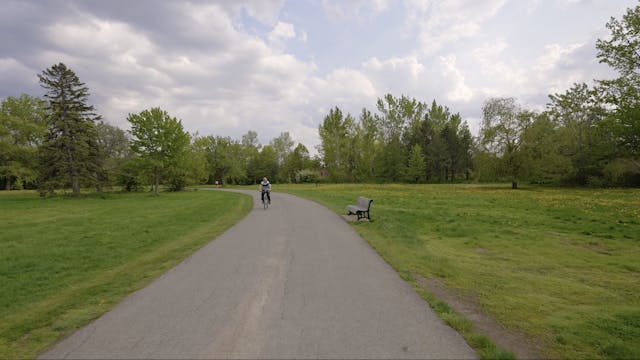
[{"x1": 347, "y1": 197, "x2": 373, "y2": 220}]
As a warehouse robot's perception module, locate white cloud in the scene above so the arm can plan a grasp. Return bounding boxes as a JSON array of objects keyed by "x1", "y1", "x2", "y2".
[
  {"x1": 439, "y1": 55, "x2": 473, "y2": 102},
  {"x1": 47, "y1": 18, "x2": 154, "y2": 60},
  {"x1": 363, "y1": 56, "x2": 425, "y2": 79},
  {"x1": 0, "y1": 57, "x2": 33, "y2": 76},
  {"x1": 270, "y1": 22, "x2": 296, "y2": 41},
  {"x1": 534, "y1": 42, "x2": 594, "y2": 95},
  {"x1": 299, "y1": 30, "x2": 308, "y2": 43},
  {"x1": 322, "y1": 0, "x2": 391, "y2": 22},
  {"x1": 233, "y1": 0, "x2": 285, "y2": 26},
  {"x1": 321, "y1": 67, "x2": 377, "y2": 98},
  {"x1": 471, "y1": 40, "x2": 528, "y2": 93},
  {"x1": 0, "y1": 57, "x2": 38, "y2": 94},
  {"x1": 362, "y1": 56, "x2": 426, "y2": 96},
  {"x1": 404, "y1": 0, "x2": 507, "y2": 55},
  {"x1": 535, "y1": 43, "x2": 585, "y2": 73},
  {"x1": 2, "y1": 0, "x2": 633, "y2": 148},
  {"x1": 268, "y1": 22, "x2": 296, "y2": 49},
  {"x1": 527, "y1": 0, "x2": 541, "y2": 14},
  {"x1": 35, "y1": 2, "x2": 322, "y2": 149}
]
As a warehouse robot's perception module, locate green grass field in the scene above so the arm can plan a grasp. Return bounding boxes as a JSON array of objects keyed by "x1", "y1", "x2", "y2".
[
  {"x1": 0, "y1": 189, "x2": 252, "y2": 359},
  {"x1": 278, "y1": 183, "x2": 640, "y2": 359}
]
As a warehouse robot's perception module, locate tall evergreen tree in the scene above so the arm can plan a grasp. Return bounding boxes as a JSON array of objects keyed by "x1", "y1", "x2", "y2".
[{"x1": 38, "y1": 63, "x2": 101, "y2": 196}]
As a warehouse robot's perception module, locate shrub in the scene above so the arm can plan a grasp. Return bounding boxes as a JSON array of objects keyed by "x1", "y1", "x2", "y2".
[{"x1": 295, "y1": 169, "x2": 319, "y2": 183}]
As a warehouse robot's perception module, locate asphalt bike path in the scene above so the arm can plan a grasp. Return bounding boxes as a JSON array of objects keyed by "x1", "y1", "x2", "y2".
[{"x1": 41, "y1": 190, "x2": 476, "y2": 359}]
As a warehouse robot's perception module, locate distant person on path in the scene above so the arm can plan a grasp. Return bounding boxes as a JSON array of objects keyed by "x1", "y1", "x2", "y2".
[{"x1": 260, "y1": 177, "x2": 272, "y2": 204}]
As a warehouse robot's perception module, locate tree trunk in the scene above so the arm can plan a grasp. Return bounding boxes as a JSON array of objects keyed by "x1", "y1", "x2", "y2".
[
  {"x1": 67, "y1": 145, "x2": 81, "y2": 196},
  {"x1": 154, "y1": 167, "x2": 160, "y2": 196},
  {"x1": 72, "y1": 176, "x2": 80, "y2": 195}
]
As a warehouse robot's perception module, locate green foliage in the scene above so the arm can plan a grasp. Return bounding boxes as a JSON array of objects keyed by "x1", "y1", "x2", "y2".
[
  {"x1": 406, "y1": 144, "x2": 425, "y2": 183},
  {"x1": 116, "y1": 157, "x2": 146, "y2": 192},
  {"x1": 520, "y1": 114, "x2": 573, "y2": 184},
  {"x1": 1, "y1": 6, "x2": 637, "y2": 192},
  {"x1": 479, "y1": 97, "x2": 530, "y2": 188},
  {"x1": 242, "y1": 131, "x2": 262, "y2": 184},
  {"x1": 253, "y1": 145, "x2": 279, "y2": 182},
  {"x1": 352, "y1": 108, "x2": 378, "y2": 181},
  {"x1": 37, "y1": 63, "x2": 101, "y2": 196},
  {"x1": 94, "y1": 121, "x2": 129, "y2": 192},
  {"x1": 127, "y1": 107, "x2": 190, "y2": 194},
  {"x1": 596, "y1": 5, "x2": 640, "y2": 104},
  {"x1": 318, "y1": 107, "x2": 355, "y2": 182},
  {"x1": 375, "y1": 134, "x2": 406, "y2": 182},
  {"x1": 546, "y1": 83, "x2": 611, "y2": 185},
  {"x1": 195, "y1": 135, "x2": 250, "y2": 185},
  {"x1": 280, "y1": 183, "x2": 640, "y2": 359},
  {"x1": 294, "y1": 169, "x2": 319, "y2": 183},
  {"x1": 282, "y1": 143, "x2": 314, "y2": 183},
  {"x1": 318, "y1": 97, "x2": 473, "y2": 184},
  {"x1": 0, "y1": 95, "x2": 47, "y2": 190},
  {"x1": 271, "y1": 131, "x2": 294, "y2": 181},
  {"x1": 595, "y1": 4, "x2": 640, "y2": 184},
  {"x1": 0, "y1": 190, "x2": 252, "y2": 358}
]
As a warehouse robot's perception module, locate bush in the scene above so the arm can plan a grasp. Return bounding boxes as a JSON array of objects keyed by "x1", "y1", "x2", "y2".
[
  {"x1": 603, "y1": 158, "x2": 640, "y2": 187},
  {"x1": 295, "y1": 169, "x2": 319, "y2": 183}
]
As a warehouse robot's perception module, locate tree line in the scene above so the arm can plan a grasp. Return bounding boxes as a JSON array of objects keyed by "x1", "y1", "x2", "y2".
[
  {"x1": 1, "y1": 5, "x2": 638, "y2": 193},
  {"x1": 0, "y1": 63, "x2": 318, "y2": 195},
  {"x1": 317, "y1": 5, "x2": 639, "y2": 188}
]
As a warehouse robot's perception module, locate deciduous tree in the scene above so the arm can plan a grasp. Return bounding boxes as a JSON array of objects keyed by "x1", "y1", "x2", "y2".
[
  {"x1": 318, "y1": 107, "x2": 355, "y2": 182},
  {"x1": 127, "y1": 107, "x2": 190, "y2": 195},
  {"x1": 547, "y1": 83, "x2": 609, "y2": 185},
  {"x1": 480, "y1": 97, "x2": 530, "y2": 189},
  {"x1": 0, "y1": 95, "x2": 47, "y2": 190},
  {"x1": 95, "y1": 121, "x2": 129, "y2": 192},
  {"x1": 596, "y1": 4, "x2": 640, "y2": 177}
]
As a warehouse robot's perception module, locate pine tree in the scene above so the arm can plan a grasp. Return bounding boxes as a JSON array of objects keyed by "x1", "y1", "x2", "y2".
[{"x1": 38, "y1": 63, "x2": 101, "y2": 196}]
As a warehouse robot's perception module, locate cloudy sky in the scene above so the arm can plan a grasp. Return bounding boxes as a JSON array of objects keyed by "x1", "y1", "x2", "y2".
[{"x1": 1, "y1": 0, "x2": 635, "y2": 153}]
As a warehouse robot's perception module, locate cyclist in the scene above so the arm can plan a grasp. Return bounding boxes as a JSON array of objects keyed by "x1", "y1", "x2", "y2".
[{"x1": 259, "y1": 177, "x2": 271, "y2": 205}]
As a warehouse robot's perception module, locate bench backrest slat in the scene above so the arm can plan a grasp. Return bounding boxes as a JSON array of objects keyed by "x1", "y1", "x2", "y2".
[{"x1": 357, "y1": 197, "x2": 373, "y2": 209}]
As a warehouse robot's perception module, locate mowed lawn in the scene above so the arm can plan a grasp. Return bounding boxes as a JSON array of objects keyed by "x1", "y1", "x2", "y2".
[
  {"x1": 0, "y1": 190, "x2": 252, "y2": 359},
  {"x1": 279, "y1": 183, "x2": 640, "y2": 359}
]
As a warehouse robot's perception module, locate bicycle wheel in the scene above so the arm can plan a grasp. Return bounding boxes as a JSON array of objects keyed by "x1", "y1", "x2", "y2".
[{"x1": 263, "y1": 193, "x2": 268, "y2": 209}]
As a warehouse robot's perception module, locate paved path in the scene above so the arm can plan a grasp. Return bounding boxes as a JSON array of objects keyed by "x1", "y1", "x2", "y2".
[{"x1": 41, "y1": 190, "x2": 476, "y2": 359}]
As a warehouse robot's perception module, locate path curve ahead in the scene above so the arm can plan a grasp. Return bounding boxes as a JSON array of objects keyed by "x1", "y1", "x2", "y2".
[{"x1": 41, "y1": 190, "x2": 476, "y2": 359}]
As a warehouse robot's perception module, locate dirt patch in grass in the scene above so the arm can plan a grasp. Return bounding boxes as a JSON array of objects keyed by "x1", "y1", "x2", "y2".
[{"x1": 414, "y1": 274, "x2": 543, "y2": 359}]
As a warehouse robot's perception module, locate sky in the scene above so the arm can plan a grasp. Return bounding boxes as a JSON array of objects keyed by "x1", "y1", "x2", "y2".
[{"x1": 0, "y1": 0, "x2": 636, "y2": 154}]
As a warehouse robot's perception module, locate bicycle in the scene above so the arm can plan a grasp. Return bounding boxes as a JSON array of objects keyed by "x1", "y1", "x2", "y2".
[{"x1": 261, "y1": 190, "x2": 271, "y2": 209}]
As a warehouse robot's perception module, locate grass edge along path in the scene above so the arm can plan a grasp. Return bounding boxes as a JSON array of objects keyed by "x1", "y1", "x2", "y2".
[
  {"x1": 278, "y1": 183, "x2": 640, "y2": 360},
  {"x1": 0, "y1": 190, "x2": 252, "y2": 359}
]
